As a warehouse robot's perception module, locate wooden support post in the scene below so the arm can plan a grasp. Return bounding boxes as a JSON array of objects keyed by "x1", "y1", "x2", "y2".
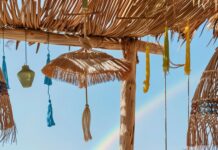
[{"x1": 120, "y1": 39, "x2": 137, "y2": 150}]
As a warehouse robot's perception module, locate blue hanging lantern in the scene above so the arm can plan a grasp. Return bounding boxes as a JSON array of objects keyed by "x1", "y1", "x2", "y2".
[{"x1": 44, "y1": 53, "x2": 52, "y2": 86}]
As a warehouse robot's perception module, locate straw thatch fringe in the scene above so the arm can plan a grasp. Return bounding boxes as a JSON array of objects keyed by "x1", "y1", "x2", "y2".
[
  {"x1": 187, "y1": 48, "x2": 218, "y2": 149},
  {"x1": 0, "y1": 92, "x2": 17, "y2": 144},
  {"x1": 42, "y1": 48, "x2": 131, "y2": 88}
]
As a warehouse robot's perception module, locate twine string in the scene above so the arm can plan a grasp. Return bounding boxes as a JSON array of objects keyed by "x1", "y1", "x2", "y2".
[
  {"x1": 2, "y1": 27, "x2": 5, "y2": 56},
  {"x1": 48, "y1": 85, "x2": 51, "y2": 100},
  {"x1": 188, "y1": 76, "x2": 190, "y2": 122},
  {"x1": 164, "y1": 72, "x2": 168, "y2": 150},
  {"x1": 2, "y1": 5, "x2": 5, "y2": 57},
  {"x1": 25, "y1": 29, "x2": 28, "y2": 65},
  {"x1": 85, "y1": 83, "x2": 88, "y2": 105},
  {"x1": 47, "y1": 32, "x2": 50, "y2": 53}
]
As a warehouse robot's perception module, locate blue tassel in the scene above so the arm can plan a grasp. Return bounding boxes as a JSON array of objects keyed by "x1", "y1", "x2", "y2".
[
  {"x1": 44, "y1": 53, "x2": 52, "y2": 86},
  {"x1": 2, "y1": 56, "x2": 9, "y2": 89},
  {"x1": 47, "y1": 99, "x2": 55, "y2": 127}
]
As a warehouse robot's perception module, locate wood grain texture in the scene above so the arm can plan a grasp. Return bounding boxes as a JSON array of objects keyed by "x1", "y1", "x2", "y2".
[
  {"x1": 120, "y1": 39, "x2": 137, "y2": 150},
  {"x1": 0, "y1": 28, "x2": 163, "y2": 54}
]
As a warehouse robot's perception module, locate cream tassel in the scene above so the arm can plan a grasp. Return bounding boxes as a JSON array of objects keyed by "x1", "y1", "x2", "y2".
[
  {"x1": 82, "y1": 86, "x2": 92, "y2": 141},
  {"x1": 82, "y1": 104, "x2": 92, "y2": 141}
]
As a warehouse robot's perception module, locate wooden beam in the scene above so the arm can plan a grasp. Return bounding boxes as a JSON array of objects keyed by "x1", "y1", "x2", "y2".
[
  {"x1": 120, "y1": 39, "x2": 137, "y2": 150},
  {"x1": 0, "y1": 29, "x2": 163, "y2": 55}
]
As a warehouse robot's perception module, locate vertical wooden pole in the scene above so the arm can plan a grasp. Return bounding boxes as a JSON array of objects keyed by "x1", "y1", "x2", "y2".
[{"x1": 120, "y1": 39, "x2": 137, "y2": 150}]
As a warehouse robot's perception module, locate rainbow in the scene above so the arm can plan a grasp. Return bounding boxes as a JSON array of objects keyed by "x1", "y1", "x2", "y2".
[{"x1": 94, "y1": 77, "x2": 196, "y2": 150}]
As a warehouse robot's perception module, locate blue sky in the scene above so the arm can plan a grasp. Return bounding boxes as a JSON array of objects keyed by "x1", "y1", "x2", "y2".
[{"x1": 0, "y1": 23, "x2": 217, "y2": 150}]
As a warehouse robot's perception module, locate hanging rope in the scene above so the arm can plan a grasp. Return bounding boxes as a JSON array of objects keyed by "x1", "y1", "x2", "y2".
[
  {"x1": 44, "y1": 32, "x2": 52, "y2": 86},
  {"x1": 164, "y1": 72, "x2": 168, "y2": 150},
  {"x1": 2, "y1": 26, "x2": 4, "y2": 58},
  {"x1": 187, "y1": 76, "x2": 190, "y2": 122},
  {"x1": 24, "y1": 29, "x2": 28, "y2": 65}
]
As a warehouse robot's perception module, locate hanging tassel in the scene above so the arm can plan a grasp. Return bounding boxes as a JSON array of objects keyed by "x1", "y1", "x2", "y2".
[
  {"x1": 163, "y1": 26, "x2": 170, "y2": 73},
  {"x1": 82, "y1": 104, "x2": 92, "y2": 141},
  {"x1": 44, "y1": 53, "x2": 52, "y2": 86},
  {"x1": 82, "y1": 86, "x2": 92, "y2": 141},
  {"x1": 47, "y1": 99, "x2": 55, "y2": 127},
  {"x1": 2, "y1": 56, "x2": 9, "y2": 89},
  {"x1": 184, "y1": 21, "x2": 191, "y2": 75},
  {"x1": 0, "y1": 68, "x2": 16, "y2": 143},
  {"x1": 46, "y1": 85, "x2": 55, "y2": 127},
  {"x1": 143, "y1": 45, "x2": 150, "y2": 93}
]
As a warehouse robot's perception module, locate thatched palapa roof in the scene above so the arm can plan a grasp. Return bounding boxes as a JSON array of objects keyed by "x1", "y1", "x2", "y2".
[{"x1": 0, "y1": 0, "x2": 217, "y2": 53}]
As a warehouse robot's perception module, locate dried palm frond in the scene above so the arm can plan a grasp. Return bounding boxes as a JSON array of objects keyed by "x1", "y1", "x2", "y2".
[
  {"x1": 0, "y1": 0, "x2": 218, "y2": 38},
  {"x1": 42, "y1": 48, "x2": 131, "y2": 88},
  {"x1": 187, "y1": 48, "x2": 218, "y2": 149}
]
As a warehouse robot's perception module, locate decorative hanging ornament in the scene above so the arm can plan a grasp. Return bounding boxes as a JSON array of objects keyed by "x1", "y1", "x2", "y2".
[
  {"x1": 47, "y1": 86, "x2": 55, "y2": 127},
  {"x1": 17, "y1": 65, "x2": 35, "y2": 88},
  {"x1": 184, "y1": 20, "x2": 191, "y2": 75},
  {"x1": 41, "y1": 47, "x2": 131, "y2": 88},
  {"x1": 45, "y1": 34, "x2": 55, "y2": 127},
  {"x1": 42, "y1": 1, "x2": 130, "y2": 141},
  {"x1": 163, "y1": 26, "x2": 170, "y2": 73},
  {"x1": 143, "y1": 45, "x2": 150, "y2": 93},
  {"x1": 187, "y1": 48, "x2": 218, "y2": 149},
  {"x1": 42, "y1": 42, "x2": 131, "y2": 141},
  {"x1": 2, "y1": 28, "x2": 9, "y2": 89},
  {"x1": 0, "y1": 67, "x2": 16, "y2": 143},
  {"x1": 82, "y1": 83, "x2": 92, "y2": 141},
  {"x1": 17, "y1": 30, "x2": 35, "y2": 88}
]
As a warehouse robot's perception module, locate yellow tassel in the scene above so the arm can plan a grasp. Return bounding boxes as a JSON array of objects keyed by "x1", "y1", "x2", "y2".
[
  {"x1": 163, "y1": 26, "x2": 170, "y2": 73},
  {"x1": 143, "y1": 45, "x2": 150, "y2": 93},
  {"x1": 184, "y1": 21, "x2": 191, "y2": 75}
]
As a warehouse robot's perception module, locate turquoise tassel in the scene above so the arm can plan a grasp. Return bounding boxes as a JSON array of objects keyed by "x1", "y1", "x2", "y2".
[
  {"x1": 2, "y1": 56, "x2": 9, "y2": 89},
  {"x1": 44, "y1": 53, "x2": 52, "y2": 86},
  {"x1": 47, "y1": 99, "x2": 55, "y2": 127}
]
